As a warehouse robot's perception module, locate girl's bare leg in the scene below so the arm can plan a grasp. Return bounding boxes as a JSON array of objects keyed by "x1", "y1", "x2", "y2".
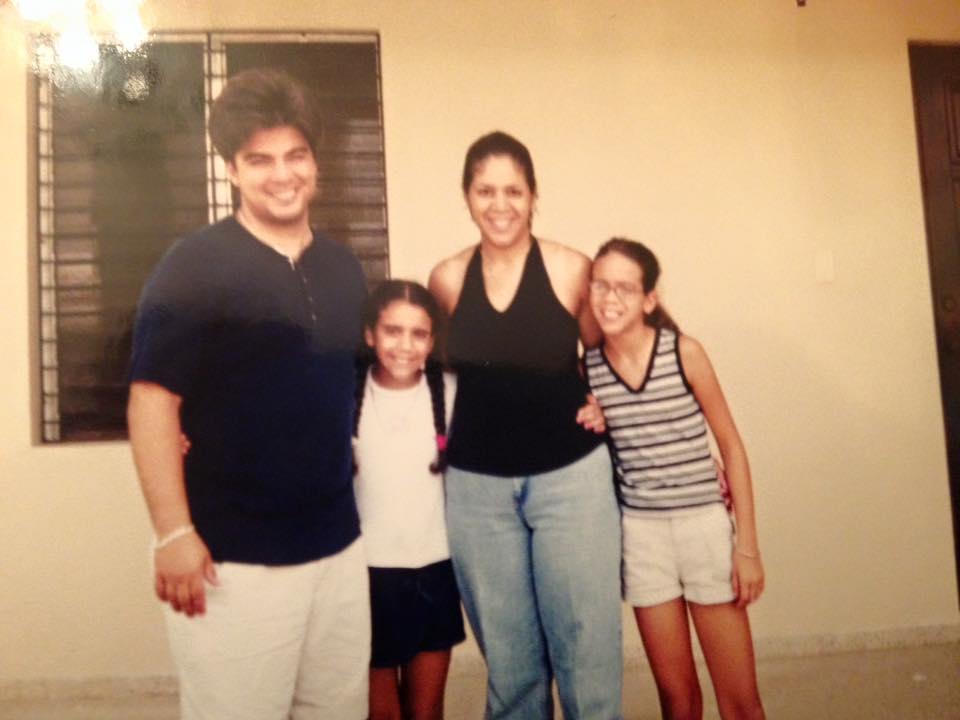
[
  {"x1": 370, "y1": 666, "x2": 402, "y2": 720},
  {"x1": 400, "y1": 649, "x2": 452, "y2": 720},
  {"x1": 689, "y1": 602, "x2": 765, "y2": 720},
  {"x1": 634, "y1": 599, "x2": 703, "y2": 720}
]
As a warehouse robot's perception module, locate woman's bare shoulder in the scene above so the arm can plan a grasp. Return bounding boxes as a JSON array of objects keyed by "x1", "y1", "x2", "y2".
[
  {"x1": 538, "y1": 238, "x2": 592, "y2": 289},
  {"x1": 538, "y1": 238, "x2": 592, "y2": 274},
  {"x1": 428, "y1": 245, "x2": 476, "y2": 314}
]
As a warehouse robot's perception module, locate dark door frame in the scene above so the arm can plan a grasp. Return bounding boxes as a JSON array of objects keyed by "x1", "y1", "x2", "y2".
[{"x1": 909, "y1": 42, "x2": 960, "y2": 605}]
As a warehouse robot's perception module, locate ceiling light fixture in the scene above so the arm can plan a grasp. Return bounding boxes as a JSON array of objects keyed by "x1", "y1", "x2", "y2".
[{"x1": 8, "y1": 0, "x2": 147, "y2": 70}]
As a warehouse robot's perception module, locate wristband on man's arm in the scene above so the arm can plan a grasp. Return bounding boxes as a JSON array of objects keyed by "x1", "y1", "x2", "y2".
[{"x1": 153, "y1": 524, "x2": 195, "y2": 551}]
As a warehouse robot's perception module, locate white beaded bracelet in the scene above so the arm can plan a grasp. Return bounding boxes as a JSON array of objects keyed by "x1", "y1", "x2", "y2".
[{"x1": 153, "y1": 524, "x2": 195, "y2": 551}]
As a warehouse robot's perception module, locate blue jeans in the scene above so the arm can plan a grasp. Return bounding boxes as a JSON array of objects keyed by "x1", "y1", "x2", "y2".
[{"x1": 445, "y1": 444, "x2": 623, "y2": 720}]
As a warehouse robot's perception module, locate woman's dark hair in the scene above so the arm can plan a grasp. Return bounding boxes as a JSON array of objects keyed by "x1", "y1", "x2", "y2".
[
  {"x1": 208, "y1": 68, "x2": 323, "y2": 162},
  {"x1": 595, "y1": 238, "x2": 680, "y2": 333},
  {"x1": 353, "y1": 280, "x2": 449, "y2": 474},
  {"x1": 461, "y1": 131, "x2": 537, "y2": 196}
]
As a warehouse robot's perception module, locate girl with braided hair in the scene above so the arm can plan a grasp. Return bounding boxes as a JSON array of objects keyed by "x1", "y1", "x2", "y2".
[{"x1": 352, "y1": 279, "x2": 465, "y2": 720}]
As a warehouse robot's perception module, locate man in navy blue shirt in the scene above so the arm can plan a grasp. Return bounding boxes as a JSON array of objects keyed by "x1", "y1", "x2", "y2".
[{"x1": 128, "y1": 68, "x2": 369, "y2": 719}]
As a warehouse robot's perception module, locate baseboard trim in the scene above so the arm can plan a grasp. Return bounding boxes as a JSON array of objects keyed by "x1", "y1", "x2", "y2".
[
  {"x1": 750, "y1": 622, "x2": 960, "y2": 659},
  {"x1": 0, "y1": 675, "x2": 177, "y2": 702},
  {"x1": 625, "y1": 621, "x2": 960, "y2": 668},
  {"x1": 3, "y1": 622, "x2": 957, "y2": 701}
]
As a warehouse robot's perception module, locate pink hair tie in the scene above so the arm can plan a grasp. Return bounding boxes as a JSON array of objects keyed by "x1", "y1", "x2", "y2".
[{"x1": 435, "y1": 434, "x2": 448, "y2": 452}]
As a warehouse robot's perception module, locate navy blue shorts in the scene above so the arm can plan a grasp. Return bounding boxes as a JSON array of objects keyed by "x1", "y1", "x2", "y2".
[{"x1": 368, "y1": 559, "x2": 466, "y2": 668}]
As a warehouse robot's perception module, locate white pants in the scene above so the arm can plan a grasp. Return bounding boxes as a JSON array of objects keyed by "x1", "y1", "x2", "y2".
[{"x1": 163, "y1": 538, "x2": 370, "y2": 720}]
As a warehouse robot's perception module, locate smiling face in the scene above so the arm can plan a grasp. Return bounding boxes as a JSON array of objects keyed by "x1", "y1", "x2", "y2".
[
  {"x1": 465, "y1": 154, "x2": 536, "y2": 249},
  {"x1": 589, "y1": 250, "x2": 658, "y2": 338},
  {"x1": 226, "y1": 124, "x2": 318, "y2": 234},
  {"x1": 365, "y1": 299, "x2": 435, "y2": 389}
]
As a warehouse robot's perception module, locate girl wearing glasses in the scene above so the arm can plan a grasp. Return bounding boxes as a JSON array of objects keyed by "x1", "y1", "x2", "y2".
[{"x1": 584, "y1": 237, "x2": 766, "y2": 720}]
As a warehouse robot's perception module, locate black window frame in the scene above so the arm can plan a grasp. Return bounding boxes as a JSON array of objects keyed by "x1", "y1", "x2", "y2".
[{"x1": 32, "y1": 30, "x2": 390, "y2": 443}]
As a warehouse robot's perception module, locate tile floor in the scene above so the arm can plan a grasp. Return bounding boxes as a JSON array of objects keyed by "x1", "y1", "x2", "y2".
[{"x1": 1, "y1": 641, "x2": 957, "y2": 719}]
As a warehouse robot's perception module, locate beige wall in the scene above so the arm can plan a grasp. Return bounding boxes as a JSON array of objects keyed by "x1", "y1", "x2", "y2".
[{"x1": 1, "y1": 0, "x2": 958, "y2": 682}]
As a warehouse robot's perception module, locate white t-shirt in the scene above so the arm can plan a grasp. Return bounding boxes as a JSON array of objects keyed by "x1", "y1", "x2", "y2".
[{"x1": 353, "y1": 370, "x2": 456, "y2": 568}]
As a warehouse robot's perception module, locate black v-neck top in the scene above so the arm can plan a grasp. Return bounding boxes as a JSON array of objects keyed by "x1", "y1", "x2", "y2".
[{"x1": 446, "y1": 239, "x2": 602, "y2": 476}]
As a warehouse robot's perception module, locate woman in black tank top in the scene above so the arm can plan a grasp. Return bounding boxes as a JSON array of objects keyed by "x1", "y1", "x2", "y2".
[{"x1": 428, "y1": 132, "x2": 623, "y2": 720}]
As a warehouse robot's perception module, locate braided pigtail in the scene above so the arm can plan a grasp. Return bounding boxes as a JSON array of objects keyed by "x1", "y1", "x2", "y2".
[
  {"x1": 425, "y1": 358, "x2": 448, "y2": 474},
  {"x1": 352, "y1": 354, "x2": 372, "y2": 475}
]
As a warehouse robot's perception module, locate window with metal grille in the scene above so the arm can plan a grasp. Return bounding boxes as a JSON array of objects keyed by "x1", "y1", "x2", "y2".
[{"x1": 34, "y1": 32, "x2": 389, "y2": 442}]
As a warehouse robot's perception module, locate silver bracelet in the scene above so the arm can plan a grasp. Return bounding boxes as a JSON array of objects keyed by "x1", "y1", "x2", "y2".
[{"x1": 153, "y1": 524, "x2": 195, "y2": 551}]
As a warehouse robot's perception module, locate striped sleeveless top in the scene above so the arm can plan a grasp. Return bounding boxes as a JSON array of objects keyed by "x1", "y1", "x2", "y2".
[{"x1": 584, "y1": 328, "x2": 722, "y2": 516}]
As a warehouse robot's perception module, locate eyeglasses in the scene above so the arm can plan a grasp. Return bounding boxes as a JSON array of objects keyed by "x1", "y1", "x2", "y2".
[{"x1": 589, "y1": 279, "x2": 643, "y2": 301}]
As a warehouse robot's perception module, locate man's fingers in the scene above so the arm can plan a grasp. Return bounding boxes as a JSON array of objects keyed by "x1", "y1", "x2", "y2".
[
  {"x1": 189, "y1": 576, "x2": 207, "y2": 616},
  {"x1": 204, "y1": 558, "x2": 219, "y2": 586},
  {"x1": 175, "y1": 582, "x2": 195, "y2": 616},
  {"x1": 153, "y1": 534, "x2": 216, "y2": 616}
]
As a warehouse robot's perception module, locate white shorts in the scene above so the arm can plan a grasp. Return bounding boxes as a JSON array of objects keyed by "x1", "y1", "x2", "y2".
[
  {"x1": 163, "y1": 538, "x2": 370, "y2": 720},
  {"x1": 622, "y1": 503, "x2": 735, "y2": 608}
]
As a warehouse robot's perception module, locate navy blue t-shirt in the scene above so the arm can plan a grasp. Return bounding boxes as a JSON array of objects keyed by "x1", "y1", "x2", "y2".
[{"x1": 129, "y1": 217, "x2": 366, "y2": 565}]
